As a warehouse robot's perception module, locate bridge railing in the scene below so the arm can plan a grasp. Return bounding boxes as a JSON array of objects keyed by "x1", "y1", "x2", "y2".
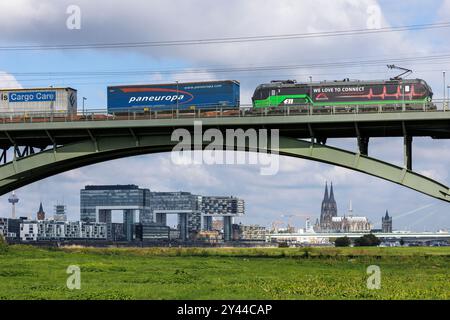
[{"x1": 0, "y1": 100, "x2": 448, "y2": 123}]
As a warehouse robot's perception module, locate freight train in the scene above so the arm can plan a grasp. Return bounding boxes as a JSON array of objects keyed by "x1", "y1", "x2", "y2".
[
  {"x1": 252, "y1": 78, "x2": 434, "y2": 112},
  {"x1": 0, "y1": 78, "x2": 435, "y2": 119},
  {"x1": 106, "y1": 78, "x2": 434, "y2": 114}
]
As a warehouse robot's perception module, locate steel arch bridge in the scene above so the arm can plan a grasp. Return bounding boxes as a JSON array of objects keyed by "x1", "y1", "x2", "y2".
[{"x1": 1, "y1": 110, "x2": 450, "y2": 201}]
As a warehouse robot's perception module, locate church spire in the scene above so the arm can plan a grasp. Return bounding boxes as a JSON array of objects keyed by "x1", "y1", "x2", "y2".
[
  {"x1": 323, "y1": 182, "x2": 329, "y2": 201},
  {"x1": 329, "y1": 182, "x2": 335, "y2": 202},
  {"x1": 37, "y1": 202, "x2": 45, "y2": 221},
  {"x1": 385, "y1": 210, "x2": 389, "y2": 219}
]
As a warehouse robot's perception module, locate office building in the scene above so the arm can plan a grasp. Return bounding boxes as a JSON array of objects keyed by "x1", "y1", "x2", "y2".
[
  {"x1": 134, "y1": 223, "x2": 170, "y2": 241},
  {"x1": 202, "y1": 196, "x2": 245, "y2": 241},
  {"x1": 80, "y1": 185, "x2": 245, "y2": 242},
  {"x1": 80, "y1": 185, "x2": 152, "y2": 241},
  {"x1": 232, "y1": 224, "x2": 267, "y2": 241},
  {"x1": 19, "y1": 220, "x2": 107, "y2": 241},
  {"x1": 0, "y1": 217, "x2": 22, "y2": 240},
  {"x1": 108, "y1": 222, "x2": 126, "y2": 241},
  {"x1": 150, "y1": 191, "x2": 201, "y2": 241},
  {"x1": 54, "y1": 204, "x2": 67, "y2": 222}
]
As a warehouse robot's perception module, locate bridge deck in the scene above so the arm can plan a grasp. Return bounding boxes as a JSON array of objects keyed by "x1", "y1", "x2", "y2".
[{"x1": 0, "y1": 110, "x2": 450, "y2": 148}]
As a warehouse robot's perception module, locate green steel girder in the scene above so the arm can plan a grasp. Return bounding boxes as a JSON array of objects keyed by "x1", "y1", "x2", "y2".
[{"x1": 0, "y1": 135, "x2": 449, "y2": 201}]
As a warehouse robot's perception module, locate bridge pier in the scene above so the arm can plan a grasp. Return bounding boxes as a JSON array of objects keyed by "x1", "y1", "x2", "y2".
[
  {"x1": 357, "y1": 136, "x2": 370, "y2": 156},
  {"x1": 355, "y1": 123, "x2": 369, "y2": 156},
  {"x1": 404, "y1": 136, "x2": 413, "y2": 170}
]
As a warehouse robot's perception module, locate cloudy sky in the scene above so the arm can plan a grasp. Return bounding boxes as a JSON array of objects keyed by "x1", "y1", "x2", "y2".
[{"x1": 0, "y1": 0, "x2": 449, "y2": 231}]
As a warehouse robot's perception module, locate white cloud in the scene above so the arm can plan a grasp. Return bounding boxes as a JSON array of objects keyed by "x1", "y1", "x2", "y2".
[
  {"x1": 0, "y1": 71, "x2": 21, "y2": 89},
  {"x1": 438, "y1": 0, "x2": 450, "y2": 19},
  {"x1": 0, "y1": 1, "x2": 419, "y2": 69}
]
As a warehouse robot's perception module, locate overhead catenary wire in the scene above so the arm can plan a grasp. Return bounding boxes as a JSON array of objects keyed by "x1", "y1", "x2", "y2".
[
  {"x1": 3, "y1": 52, "x2": 450, "y2": 79},
  {"x1": 4, "y1": 67, "x2": 450, "y2": 86},
  {"x1": 0, "y1": 22, "x2": 449, "y2": 51}
]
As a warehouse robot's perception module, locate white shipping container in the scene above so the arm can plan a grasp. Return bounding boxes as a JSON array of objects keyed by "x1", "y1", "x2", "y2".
[{"x1": 0, "y1": 87, "x2": 77, "y2": 116}]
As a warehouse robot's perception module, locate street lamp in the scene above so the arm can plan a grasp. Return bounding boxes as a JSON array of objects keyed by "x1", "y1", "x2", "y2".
[
  {"x1": 443, "y1": 71, "x2": 446, "y2": 106},
  {"x1": 82, "y1": 97, "x2": 87, "y2": 115},
  {"x1": 402, "y1": 79, "x2": 406, "y2": 112},
  {"x1": 447, "y1": 85, "x2": 450, "y2": 110},
  {"x1": 176, "y1": 81, "x2": 179, "y2": 111},
  {"x1": 309, "y1": 76, "x2": 313, "y2": 113}
]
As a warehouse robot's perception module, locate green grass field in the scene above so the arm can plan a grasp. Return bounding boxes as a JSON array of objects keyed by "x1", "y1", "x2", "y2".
[{"x1": 0, "y1": 245, "x2": 449, "y2": 300}]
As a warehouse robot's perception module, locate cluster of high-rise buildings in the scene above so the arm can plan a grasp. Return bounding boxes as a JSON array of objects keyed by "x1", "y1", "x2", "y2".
[
  {"x1": 0, "y1": 181, "x2": 398, "y2": 246},
  {"x1": 79, "y1": 185, "x2": 245, "y2": 241},
  {"x1": 1, "y1": 184, "x2": 246, "y2": 243}
]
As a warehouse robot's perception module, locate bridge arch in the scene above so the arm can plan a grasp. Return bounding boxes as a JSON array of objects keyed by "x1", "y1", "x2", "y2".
[{"x1": 0, "y1": 134, "x2": 449, "y2": 202}]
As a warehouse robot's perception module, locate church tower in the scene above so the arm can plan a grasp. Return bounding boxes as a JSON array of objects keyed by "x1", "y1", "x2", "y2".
[
  {"x1": 382, "y1": 210, "x2": 392, "y2": 233},
  {"x1": 328, "y1": 182, "x2": 338, "y2": 218},
  {"x1": 319, "y1": 182, "x2": 338, "y2": 231},
  {"x1": 37, "y1": 202, "x2": 45, "y2": 221}
]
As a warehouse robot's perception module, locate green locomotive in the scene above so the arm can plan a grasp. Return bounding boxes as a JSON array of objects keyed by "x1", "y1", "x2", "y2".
[{"x1": 252, "y1": 78, "x2": 434, "y2": 112}]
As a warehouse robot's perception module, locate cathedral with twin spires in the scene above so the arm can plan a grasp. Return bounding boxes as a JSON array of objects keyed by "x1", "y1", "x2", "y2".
[{"x1": 314, "y1": 182, "x2": 372, "y2": 233}]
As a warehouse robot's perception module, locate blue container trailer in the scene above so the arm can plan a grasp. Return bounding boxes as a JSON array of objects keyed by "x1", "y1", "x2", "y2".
[{"x1": 107, "y1": 80, "x2": 240, "y2": 113}]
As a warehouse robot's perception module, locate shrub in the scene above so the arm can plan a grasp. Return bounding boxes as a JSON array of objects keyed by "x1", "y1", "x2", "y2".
[
  {"x1": 354, "y1": 234, "x2": 381, "y2": 247},
  {"x1": 0, "y1": 234, "x2": 8, "y2": 253},
  {"x1": 334, "y1": 236, "x2": 351, "y2": 247},
  {"x1": 278, "y1": 241, "x2": 289, "y2": 248}
]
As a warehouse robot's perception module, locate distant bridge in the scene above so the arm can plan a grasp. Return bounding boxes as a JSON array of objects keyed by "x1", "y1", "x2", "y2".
[
  {"x1": 1, "y1": 106, "x2": 450, "y2": 202},
  {"x1": 269, "y1": 232, "x2": 450, "y2": 241}
]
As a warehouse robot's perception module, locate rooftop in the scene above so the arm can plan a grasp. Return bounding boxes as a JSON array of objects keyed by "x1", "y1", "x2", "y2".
[{"x1": 84, "y1": 185, "x2": 140, "y2": 190}]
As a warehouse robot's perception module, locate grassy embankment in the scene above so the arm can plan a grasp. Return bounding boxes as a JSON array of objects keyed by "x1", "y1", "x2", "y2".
[{"x1": 0, "y1": 245, "x2": 448, "y2": 299}]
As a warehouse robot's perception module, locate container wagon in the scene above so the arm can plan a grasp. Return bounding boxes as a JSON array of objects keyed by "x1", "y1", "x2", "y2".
[
  {"x1": 107, "y1": 80, "x2": 240, "y2": 114},
  {"x1": 0, "y1": 87, "x2": 77, "y2": 117}
]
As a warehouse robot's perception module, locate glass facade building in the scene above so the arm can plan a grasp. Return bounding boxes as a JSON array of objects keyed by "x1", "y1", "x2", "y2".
[
  {"x1": 80, "y1": 185, "x2": 245, "y2": 241},
  {"x1": 150, "y1": 192, "x2": 202, "y2": 234},
  {"x1": 80, "y1": 185, "x2": 152, "y2": 223},
  {"x1": 80, "y1": 185, "x2": 152, "y2": 241},
  {"x1": 201, "y1": 196, "x2": 245, "y2": 241},
  {"x1": 201, "y1": 196, "x2": 245, "y2": 216}
]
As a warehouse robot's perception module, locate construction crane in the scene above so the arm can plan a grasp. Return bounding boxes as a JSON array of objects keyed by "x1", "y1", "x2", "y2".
[
  {"x1": 280, "y1": 213, "x2": 311, "y2": 233},
  {"x1": 281, "y1": 213, "x2": 310, "y2": 224},
  {"x1": 271, "y1": 220, "x2": 284, "y2": 233}
]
